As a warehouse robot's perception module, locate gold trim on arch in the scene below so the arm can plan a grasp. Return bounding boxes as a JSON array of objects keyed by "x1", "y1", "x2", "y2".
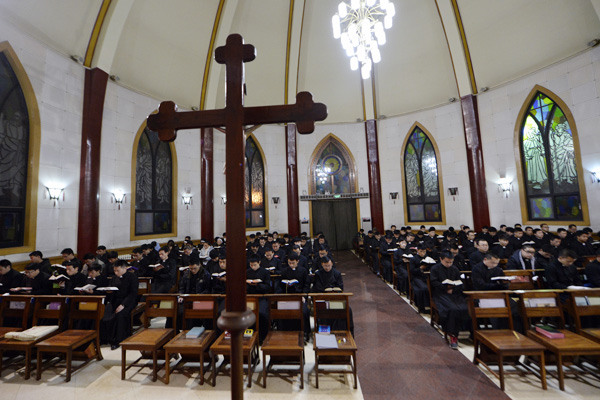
[
  {"x1": 399, "y1": 122, "x2": 447, "y2": 226},
  {"x1": 200, "y1": 0, "x2": 226, "y2": 111},
  {"x1": 245, "y1": 132, "x2": 269, "y2": 233},
  {"x1": 513, "y1": 85, "x2": 589, "y2": 226},
  {"x1": 284, "y1": 0, "x2": 295, "y2": 105},
  {"x1": 130, "y1": 117, "x2": 178, "y2": 241},
  {"x1": 0, "y1": 42, "x2": 40, "y2": 256},
  {"x1": 84, "y1": 0, "x2": 112, "y2": 68},
  {"x1": 450, "y1": 0, "x2": 477, "y2": 95}
]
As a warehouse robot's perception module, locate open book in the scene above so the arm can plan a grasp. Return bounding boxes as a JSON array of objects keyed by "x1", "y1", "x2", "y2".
[
  {"x1": 74, "y1": 284, "x2": 97, "y2": 291},
  {"x1": 246, "y1": 279, "x2": 262, "y2": 284},
  {"x1": 421, "y1": 256, "x2": 436, "y2": 264},
  {"x1": 149, "y1": 264, "x2": 162, "y2": 268},
  {"x1": 212, "y1": 271, "x2": 226, "y2": 278},
  {"x1": 95, "y1": 286, "x2": 119, "y2": 291},
  {"x1": 49, "y1": 274, "x2": 69, "y2": 281},
  {"x1": 490, "y1": 276, "x2": 516, "y2": 281},
  {"x1": 281, "y1": 279, "x2": 299, "y2": 285},
  {"x1": 51, "y1": 264, "x2": 66, "y2": 269},
  {"x1": 179, "y1": 266, "x2": 189, "y2": 271},
  {"x1": 324, "y1": 287, "x2": 342, "y2": 292},
  {"x1": 442, "y1": 279, "x2": 462, "y2": 286}
]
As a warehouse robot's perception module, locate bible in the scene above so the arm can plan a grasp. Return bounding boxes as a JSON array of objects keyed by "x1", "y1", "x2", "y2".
[
  {"x1": 442, "y1": 279, "x2": 462, "y2": 286},
  {"x1": 324, "y1": 287, "x2": 342, "y2": 292}
]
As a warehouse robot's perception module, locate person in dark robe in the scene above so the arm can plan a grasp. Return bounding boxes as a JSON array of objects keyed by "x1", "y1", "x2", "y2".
[
  {"x1": 180, "y1": 244, "x2": 198, "y2": 268},
  {"x1": 585, "y1": 249, "x2": 600, "y2": 287},
  {"x1": 104, "y1": 260, "x2": 139, "y2": 350},
  {"x1": 96, "y1": 245, "x2": 110, "y2": 264},
  {"x1": 28, "y1": 251, "x2": 52, "y2": 275},
  {"x1": 568, "y1": 230, "x2": 595, "y2": 265},
  {"x1": 16, "y1": 263, "x2": 52, "y2": 295},
  {"x1": 82, "y1": 253, "x2": 105, "y2": 278},
  {"x1": 506, "y1": 245, "x2": 536, "y2": 270},
  {"x1": 548, "y1": 235, "x2": 563, "y2": 258},
  {"x1": 206, "y1": 249, "x2": 221, "y2": 274},
  {"x1": 246, "y1": 255, "x2": 272, "y2": 342},
  {"x1": 0, "y1": 259, "x2": 24, "y2": 294},
  {"x1": 211, "y1": 254, "x2": 227, "y2": 295},
  {"x1": 509, "y1": 228, "x2": 525, "y2": 250},
  {"x1": 61, "y1": 247, "x2": 83, "y2": 273},
  {"x1": 277, "y1": 253, "x2": 311, "y2": 338},
  {"x1": 150, "y1": 246, "x2": 176, "y2": 293},
  {"x1": 544, "y1": 249, "x2": 583, "y2": 295},
  {"x1": 80, "y1": 263, "x2": 110, "y2": 294},
  {"x1": 429, "y1": 251, "x2": 470, "y2": 350},
  {"x1": 176, "y1": 255, "x2": 211, "y2": 330},
  {"x1": 261, "y1": 246, "x2": 283, "y2": 274},
  {"x1": 534, "y1": 244, "x2": 554, "y2": 272},
  {"x1": 271, "y1": 240, "x2": 287, "y2": 261},
  {"x1": 312, "y1": 256, "x2": 353, "y2": 335},
  {"x1": 58, "y1": 261, "x2": 88, "y2": 295},
  {"x1": 468, "y1": 238, "x2": 489, "y2": 270},
  {"x1": 379, "y1": 233, "x2": 396, "y2": 282},
  {"x1": 491, "y1": 235, "x2": 513, "y2": 259},
  {"x1": 410, "y1": 255, "x2": 434, "y2": 313}
]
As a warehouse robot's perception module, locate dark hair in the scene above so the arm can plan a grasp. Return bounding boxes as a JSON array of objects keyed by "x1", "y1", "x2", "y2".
[
  {"x1": 88, "y1": 264, "x2": 102, "y2": 272},
  {"x1": 483, "y1": 253, "x2": 499, "y2": 260},
  {"x1": 61, "y1": 248, "x2": 74, "y2": 255},
  {"x1": 248, "y1": 255, "x2": 261, "y2": 264},
  {"x1": 25, "y1": 263, "x2": 40, "y2": 271},
  {"x1": 132, "y1": 247, "x2": 143, "y2": 254},
  {"x1": 159, "y1": 246, "x2": 170, "y2": 253},
  {"x1": 0, "y1": 259, "x2": 12, "y2": 268},
  {"x1": 97, "y1": 245, "x2": 106, "y2": 251},
  {"x1": 219, "y1": 251, "x2": 227, "y2": 260},
  {"x1": 558, "y1": 249, "x2": 577, "y2": 259},
  {"x1": 189, "y1": 255, "x2": 201, "y2": 266},
  {"x1": 557, "y1": 228, "x2": 567, "y2": 233},
  {"x1": 29, "y1": 250, "x2": 43, "y2": 258},
  {"x1": 107, "y1": 251, "x2": 118, "y2": 259},
  {"x1": 521, "y1": 244, "x2": 535, "y2": 252},
  {"x1": 320, "y1": 256, "x2": 332, "y2": 264},
  {"x1": 439, "y1": 251, "x2": 455, "y2": 260},
  {"x1": 288, "y1": 253, "x2": 299, "y2": 261},
  {"x1": 114, "y1": 259, "x2": 129, "y2": 269},
  {"x1": 209, "y1": 249, "x2": 220, "y2": 259},
  {"x1": 475, "y1": 238, "x2": 488, "y2": 245},
  {"x1": 83, "y1": 253, "x2": 96, "y2": 261},
  {"x1": 65, "y1": 260, "x2": 81, "y2": 271}
]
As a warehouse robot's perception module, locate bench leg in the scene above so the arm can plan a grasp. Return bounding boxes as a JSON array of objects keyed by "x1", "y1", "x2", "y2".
[
  {"x1": 24, "y1": 348, "x2": 31, "y2": 380},
  {"x1": 152, "y1": 350, "x2": 158, "y2": 382},
  {"x1": 96, "y1": 336, "x2": 103, "y2": 361},
  {"x1": 262, "y1": 351, "x2": 266, "y2": 388},
  {"x1": 315, "y1": 353, "x2": 319, "y2": 389},
  {"x1": 66, "y1": 350, "x2": 72, "y2": 382},
  {"x1": 121, "y1": 348, "x2": 126, "y2": 380},
  {"x1": 557, "y1": 353, "x2": 564, "y2": 391},
  {"x1": 539, "y1": 351, "x2": 547, "y2": 390},
  {"x1": 498, "y1": 354, "x2": 504, "y2": 391},
  {"x1": 164, "y1": 350, "x2": 170, "y2": 385},
  {"x1": 300, "y1": 350, "x2": 304, "y2": 390},
  {"x1": 199, "y1": 351, "x2": 204, "y2": 385},
  {"x1": 353, "y1": 352, "x2": 357, "y2": 389},
  {"x1": 211, "y1": 354, "x2": 216, "y2": 387},
  {"x1": 36, "y1": 349, "x2": 42, "y2": 380}
]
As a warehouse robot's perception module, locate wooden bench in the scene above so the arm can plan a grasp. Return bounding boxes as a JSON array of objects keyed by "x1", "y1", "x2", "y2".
[
  {"x1": 35, "y1": 296, "x2": 104, "y2": 382},
  {"x1": 0, "y1": 295, "x2": 32, "y2": 339},
  {"x1": 131, "y1": 277, "x2": 152, "y2": 332},
  {"x1": 567, "y1": 289, "x2": 600, "y2": 344},
  {"x1": 467, "y1": 291, "x2": 546, "y2": 391},
  {"x1": 120, "y1": 294, "x2": 178, "y2": 382},
  {"x1": 261, "y1": 294, "x2": 305, "y2": 389},
  {"x1": 163, "y1": 294, "x2": 218, "y2": 385},
  {"x1": 0, "y1": 296, "x2": 68, "y2": 379}
]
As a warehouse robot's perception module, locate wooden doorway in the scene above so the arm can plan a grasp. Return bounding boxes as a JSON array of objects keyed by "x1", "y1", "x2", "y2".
[{"x1": 311, "y1": 200, "x2": 357, "y2": 250}]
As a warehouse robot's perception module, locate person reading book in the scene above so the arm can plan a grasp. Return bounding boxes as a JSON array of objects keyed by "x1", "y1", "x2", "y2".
[
  {"x1": 278, "y1": 253, "x2": 311, "y2": 339},
  {"x1": 544, "y1": 249, "x2": 583, "y2": 302},
  {"x1": 79, "y1": 263, "x2": 109, "y2": 294},
  {"x1": 429, "y1": 251, "x2": 470, "y2": 350},
  {"x1": 0, "y1": 259, "x2": 24, "y2": 294},
  {"x1": 150, "y1": 246, "x2": 176, "y2": 293},
  {"x1": 104, "y1": 259, "x2": 139, "y2": 350},
  {"x1": 28, "y1": 250, "x2": 52, "y2": 275},
  {"x1": 410, "y1": 253, "x2": 434, "y2": 313},
  {"x1": 471, "y1": 253, "x2": 509, "y2": 291},
  {"x1": 14, "y1": 263, "x2": 52, "y2": 295},
  {"x1": 312, "y1": 256, "x2": 343, "y2": 293},
  {"x1": 211, "y1": 253, "x2": 227, "y2": 295},
  {"x1": 585, "y1": 249, "x2": 600, "y2": 288},
  {"x1": 506, "y1": 245, "x2": 536, "y2": 270},
  {"x1": 58, "y1": 260, "x2": 87, "y2": 295},
  {"x1": 247, "y1": 255, "x2": 271, "y2": 343}
]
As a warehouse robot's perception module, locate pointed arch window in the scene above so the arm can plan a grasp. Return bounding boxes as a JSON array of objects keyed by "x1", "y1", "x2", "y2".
[
  {"x1": 403, "y1": 126, "x2": 442, "y2": 222},
  {"x1": 0, "y1": 42, "x2": 39, "y2": 252},
  {"x1": 245, "y1": 136, "x2": 265, "y2": 228},
  {"x1": 519, "y1": 90, "x2": 585, "y2": 221},
  {"x1": 310, "y1": 136, "x2": 355, "y2": 195},
  {"x1": 134, "y1": 127, "x2": 174, "y2": 236}
]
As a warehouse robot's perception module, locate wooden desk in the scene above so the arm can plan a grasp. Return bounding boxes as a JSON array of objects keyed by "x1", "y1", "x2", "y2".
[
  {"x1": 120, "y1": 328, "x2": 175, "y2": 382},
  {"x1": 261, "y1": 330, "x2": 304, "y2": 389},
  {"x1": 580, "y1": 328, "x2": 600, "y2": 343},
  {"x1": 313, "y1": 331, "x2": 357, "y2": 389},
  {"x1": 209, "y1": 332, "x2": 259, "y2": 387},
  {"x1": 35, "y1": 330, "x2": 98, "y2": 381},
  {"x1": 164, "y1": 329, "x2": 216, "y2": 385}
]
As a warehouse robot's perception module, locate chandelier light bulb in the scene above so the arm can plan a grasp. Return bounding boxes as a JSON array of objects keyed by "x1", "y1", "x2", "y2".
[{"x1": 331, "y1": 0, "x2": 395, "y2": 79}]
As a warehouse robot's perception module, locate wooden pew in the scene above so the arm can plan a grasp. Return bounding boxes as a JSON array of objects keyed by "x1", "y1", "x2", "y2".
[
  {"x1": 0, "y1": 295, "x2": 32, "y2": 339},
  {"x1": 567, "y1": 289, "x2": 600, "y2": 343}
]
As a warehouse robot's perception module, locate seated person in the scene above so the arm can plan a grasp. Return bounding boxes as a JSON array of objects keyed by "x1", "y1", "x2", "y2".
[
  {"x1": 312, "y1": 256, "x2": 353, "y2": 335},
  {"x1": 104, "y1": 260, "x2": 139, "y2": 350},
  {"x1": 180, "y1": 244, "x2": 199, "y2": 268},
  {"x1": 211, "y1": 253, "x2": 227, "y2": 295},
  {"x1": 28, "y1": 250, "x2": 52, "y2": 275},
  {"x1": 568, "y1": 230, "x2": 595, "y2": 264},
  {"x1": 58, "y1": 261, "x2": 88, "y2": 295},
  {"x1": 410, "y1": 255, "x2": 434, "y2": 313},
  {"x1": 379, "y1": 233, "x2": 395, "y2": 283},
  {"x1": 585, "y1": 249, "x2": 600, "y2": 287},
  {"x1": 80, "y1": 263, "x2": 110, "y2": 294},
  {"x1": 429, "y1": 251, "x2": 470, "y2": 350},
  {"x1": 0, "y1": 259, "x2": 25, "y2": 294},
  {"x1": 206, "y1": 249, "x2": 221, "y2": 274},
  {"x1": 176, "y1": 255, "x2": 211, "y2": 330},
  {"x1": 82, "y1": 253, "x2": 105, "y2": 278},
  {"x1": 12, "y1": 263, "x2": 53, "y2": 295},
  {"x1": 61, "y1": 247, "x2": 83, "y2": 272},
  {"x1": 261, "y1": 247, "x2": 283, "y2": 274},
  {"x1": 150, "y1": 246, "x2": 176, "y2": 293},
  {"x1": 246, "y1": 255, "x2": 272, "y2": 342},
  {"x1": 271, "y1": 240, "x2": 287, "y2": 261},
  {"x1": 506, "y1": 245, "x2": 537, "y2": 270},
  {"x1": 96, "y1": 245, "x2": 109, "y2": 264},
  {"x1": 278, "y1": 253, "x2": 311, "y2": 338},
  {"x1": 544, "y1": 249, "x2": 583, "y2": 295},
  {"x1": 448, "y1": 244, "x2": 466, "y2": 270},
  {"x1": 534, "y1": 244, "x2": 554, "y2": 271},
  {"x1": 491, "y1": 235, "x2": 513, "y2": 259},
  {"x1": 468, "y1": 239, "x2": 489, "y2": 270},
  {"x1": 198, "y1": 239, "x2": 213, "y2": 266}
]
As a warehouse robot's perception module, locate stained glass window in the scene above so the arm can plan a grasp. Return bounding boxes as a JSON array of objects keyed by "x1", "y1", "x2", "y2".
[
  {"x1": 520, "y1": 92, "x2": 582, "y2": 221},
  {"x1": 245, "y1": 136, "x2": 265, "y2": 228},
  {"x1": 403, "y1": 127, "x2": 441, "y2": 222},
  {"x1": 135, "y1": 127, "x2": 173, "y2": 235},
  {"x1": 314, "y1": 141, "x2": 352, "y2": 194},
  {"x1": 0, "y1": 53, "x2": 29, "y2": 248}
]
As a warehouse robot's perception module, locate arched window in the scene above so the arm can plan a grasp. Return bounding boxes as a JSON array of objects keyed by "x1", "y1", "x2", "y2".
[
  {"x1": 403, "y1": 124, "x2": 442, "y2": 222},
  {"x1": 0, "y1": 42, "x2": 39, "y2": 253},
  {"x1": 133, "y1": 126, "x2": 176, "y2": 237},
  {"x1": 245, "y1": 136, "x2": 266, "y2": 228},
  {"x1": 310, "y1": 134, "x2": 356, "y2": 195},
  {"x1": 518, "y1": 87, "x2": 587, "y2": 222}
]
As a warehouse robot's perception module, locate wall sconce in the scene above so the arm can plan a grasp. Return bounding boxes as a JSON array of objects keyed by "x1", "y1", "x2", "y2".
[
  {"x1": 111, "y1": 190, "x2": 126, "y2": 209},
  {"x1": 182, "y1": 195, "x2": 193, "y2": 209},
  {"x1": 389, "y1": 192, "x2": 398, "y2": 200},
  {"x1": 46, "y1": 187, "x2": 64, "y2": 207},
  {"x1": 591, "y1": 170, "x2": 600, "y2": 183},
  {"x1": 272, "y1": 197, "x2": 280, "y2": 204},
  {"x1": 448, "y1": 187, "x2": 458, "y2": 201},
  {"x1": 497, "y1": 178, "x2": 513, "y2": 198},
  {"x1": 221, "y1": 195, "x2": 227, "y2": 205}
]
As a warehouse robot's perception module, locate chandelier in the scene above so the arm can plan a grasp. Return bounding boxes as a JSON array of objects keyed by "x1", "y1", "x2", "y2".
[{"x1": 332, "y1": 0, "x2": 395, "y2": 79}]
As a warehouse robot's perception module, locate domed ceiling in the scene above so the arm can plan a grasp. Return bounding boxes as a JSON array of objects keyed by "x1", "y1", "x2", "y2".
[{"x1": 1, "y1": 0, "x2": 599, "y2": 124}]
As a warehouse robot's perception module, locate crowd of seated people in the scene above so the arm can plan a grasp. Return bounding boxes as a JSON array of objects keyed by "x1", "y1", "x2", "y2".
[
  {"x1": 0, "y1": 231, "x2": 354, "y2": 351},
  {"x1": 357, "y1": 223, "x2": 600, "y2": 349}
]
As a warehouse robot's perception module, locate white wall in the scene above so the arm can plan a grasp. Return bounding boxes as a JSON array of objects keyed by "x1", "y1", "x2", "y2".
[
  {"x1": 1, "y1": 17, "x2": 83, "y2": 262},
  {"x1": 478, "y1": 46, "x2": 600, "y2": 230}
]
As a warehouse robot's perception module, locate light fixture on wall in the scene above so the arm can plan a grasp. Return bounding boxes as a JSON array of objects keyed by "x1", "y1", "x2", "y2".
[
  {"x1": 497, "y1": 178, "x2": 513, "y2": 198},
  {"x1": 272, "y1": 197, "x2": 280, "y2": 204},
  {"x1": 45, "y1": 187, "x2": 64, "y2": 207},
  {"x1": 331, "y1": 0, "x2": 396, "y2": 79},
  {"x1": 111, "y1": 190, "x2": 126, "y2": 210},
  {"x1": 182, "y1": 195, "x2": 193, "y2": 209},
  {"x1": 221, "y1": 195, "x2": 227, "y2": 205},
  {"x1": 591, "y1": 170, "x2": 600, "y2": 183},
  {"x1": 389, "y1": 192, "x2": 398, "y2": 204},
  {"x1": 109, "y1": 74, "x2": 120, "y2": 82},
  {"x1": 448, "y1": 187, "x2": 459, "y2": 201}
]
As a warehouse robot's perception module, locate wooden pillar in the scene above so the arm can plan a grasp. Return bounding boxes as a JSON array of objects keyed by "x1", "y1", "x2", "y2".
[
  {"x1": 460, "y1": 94, "x2": 490, "y2": 231},
  {"x1": 365, "y1": 119, "x2": 384, "y2": 232},
  {"x1": 77, "y1": 68, "x2": 108, "y2": 257},
  {"x1": 201, "y1": 127, "x2": 214, "y2": 240},
  {"x1": 285, "y1": 123, "x2": 300, "y2": 237}
]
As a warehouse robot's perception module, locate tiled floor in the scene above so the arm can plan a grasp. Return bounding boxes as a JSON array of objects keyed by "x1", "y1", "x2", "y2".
[{"x1": 342, "y1": 250, "x2": 600, "y2": 400}]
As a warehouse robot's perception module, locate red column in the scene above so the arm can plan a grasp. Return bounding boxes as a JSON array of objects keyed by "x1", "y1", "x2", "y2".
[
  {"x1": 77, "y1": 68, "x2": 108, "y2": 257},
  {"x1": 201, "y1": 127, "x2": 214, "y2": 240},
  {"x1": 460, "y1": 94, "x2": 490, "y2": 231},
  {"x1": 365, "y1": 119, "x2": 384, "y2": 232},
  {"x1": 285, "y1": 123, "x2": 300, "y2": 237}
]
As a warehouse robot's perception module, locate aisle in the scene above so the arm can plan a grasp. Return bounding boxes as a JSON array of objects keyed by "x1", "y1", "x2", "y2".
[{"x1": 337, "y1": 251, "x2": 510, "y2": 400}]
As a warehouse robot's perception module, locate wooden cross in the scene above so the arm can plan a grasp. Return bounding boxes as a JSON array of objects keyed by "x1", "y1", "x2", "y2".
[{"x1": 146, "y1": 34, "x2": 326, "y2": 399}]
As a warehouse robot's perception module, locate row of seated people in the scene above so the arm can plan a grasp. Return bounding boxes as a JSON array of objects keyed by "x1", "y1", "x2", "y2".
[{"x1": 0, "y1": 240, "x2": 351, "y2": 349}]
